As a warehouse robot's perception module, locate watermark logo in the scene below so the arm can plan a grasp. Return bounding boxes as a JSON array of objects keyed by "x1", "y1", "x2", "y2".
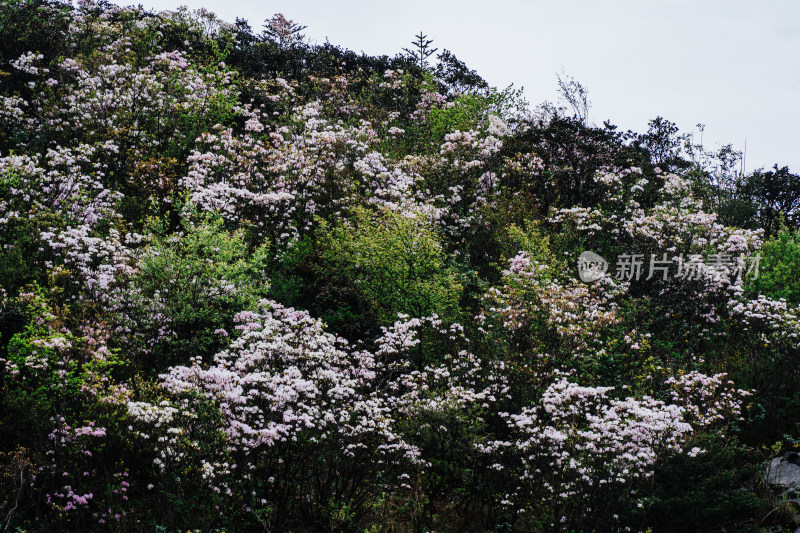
[
  {"x1": 578, "y1": 251, "x2": 761, "y2": 283},
  {"x1": 578, "y1": 250, "x2": 608, "y2": 283}
]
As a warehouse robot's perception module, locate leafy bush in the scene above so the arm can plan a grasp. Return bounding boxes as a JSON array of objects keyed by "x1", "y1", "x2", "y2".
[
  {"x1": 117, "y1": 213, "x2": 270, "y2": 371},
  {"x1": 313, "y1": 208, "x2": 463, "y2": 337},
  {"x1": 748, "y1": 228, "x2": 800, "y2": 304}
]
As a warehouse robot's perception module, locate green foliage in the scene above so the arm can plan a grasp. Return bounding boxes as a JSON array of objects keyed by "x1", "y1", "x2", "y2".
[
  {"x1": 0, "y1": 0, "x2": 72, "y2": 112},
  {"x1": 0, "y1": 215, "x2": 52, "y2": 295},
  {"x1": 434, "y1": 49, "x2": 488, "y2": 96},
  {"x1": 394, "y1": 405, "x2": 492, "y2": 531},
  {"x1": 313, "y1": 208, "x2": 463, "y2": 336},
  {"x1": 641, "y1": 434, "x2": 768, "y2": 533},
  {"x1": 496, "y1": 220, "x2": 559, "y2": 273},
  {"x1": 1, "y1": 288, "x2": 125, "y2": 410},
  {"x1": 747, "y1": 228, "x2": 800, "y2": 304},
  {"x1": 123, "y1": 213, "x2": 270, "y2": 370},
  {"x1": 418, "y1": 84, "x2": 526, "y2": 152},
  {"x1": 0, "y1": 168, "x2": 67, "y2": 295},
  {"x1": 1, "y1": 2, "x2": 798, "y2": 530},
  {"x1": 740, "y1": 166, "x2": 800, "y2": 237},
  {"x1": 427, "y1": 92, "x2": 490, "y2": 139}
]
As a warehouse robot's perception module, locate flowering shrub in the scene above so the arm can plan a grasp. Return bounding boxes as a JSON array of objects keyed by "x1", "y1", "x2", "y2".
[
  {"x1": 0, "y1": 1, "x2": 794, "y2": 531},
  {"x1": 483, "y1": 378, "x2": 693, "y2": 530}
]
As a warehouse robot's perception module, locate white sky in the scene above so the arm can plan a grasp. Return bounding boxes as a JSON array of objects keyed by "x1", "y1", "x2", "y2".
[{"x1": 139, "y1": 0, "x2": 800, "y2": 172}]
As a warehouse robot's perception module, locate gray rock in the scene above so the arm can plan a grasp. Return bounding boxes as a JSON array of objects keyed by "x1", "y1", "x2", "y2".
[{"x1": 765, "y1": 452, "x2": 800, "y2": 489}]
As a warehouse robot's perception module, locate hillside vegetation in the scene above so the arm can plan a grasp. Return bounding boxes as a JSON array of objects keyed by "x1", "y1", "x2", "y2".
[{"x1": 1, "y1": 1, "x2": 800, "y2": 531}]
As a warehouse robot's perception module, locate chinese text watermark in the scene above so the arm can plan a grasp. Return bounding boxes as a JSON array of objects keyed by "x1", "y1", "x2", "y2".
[{"x1": 578, "y1": 251, "x2": 761, "y2": 283}]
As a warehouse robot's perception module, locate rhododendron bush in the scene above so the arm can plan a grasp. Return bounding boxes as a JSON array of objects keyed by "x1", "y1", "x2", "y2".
[{"x1": 1, "y1": 1, "x2": 798, "y2": 531}]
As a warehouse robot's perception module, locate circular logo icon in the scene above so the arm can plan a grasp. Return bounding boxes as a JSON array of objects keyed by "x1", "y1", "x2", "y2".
[{"x1": 578, "y1": 251, "x2": 608, "y2": 283}]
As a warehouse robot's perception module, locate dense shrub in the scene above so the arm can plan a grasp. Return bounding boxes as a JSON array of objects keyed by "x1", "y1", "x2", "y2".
[
  {"x1": 1, "y1": 1, "x2": 798, "y2": 531},
  {"x1": 312, "y1": 207, "x2": 463, "y2": 336}
]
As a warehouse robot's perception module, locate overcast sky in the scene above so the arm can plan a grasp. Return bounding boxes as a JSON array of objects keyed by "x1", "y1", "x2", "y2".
[{"x1": 138, "y1": 0, "x2": 799, "y2": 172}]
